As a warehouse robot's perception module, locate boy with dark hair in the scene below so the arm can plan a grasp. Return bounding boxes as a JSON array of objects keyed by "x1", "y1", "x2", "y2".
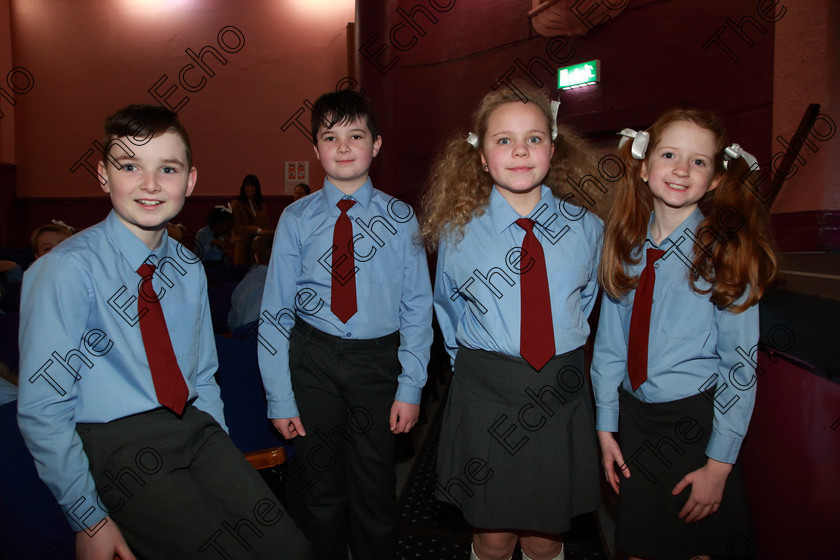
[
  {"x1": 17, "y1": 104, "x2": 310, "y2": 559},
  {"x1": 259, "y1": 89, "x2": 433, "y2": 560}
]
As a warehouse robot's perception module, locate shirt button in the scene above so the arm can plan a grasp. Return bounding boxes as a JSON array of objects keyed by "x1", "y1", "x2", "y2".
[{"x1": 346, "y1": 332, "x2": 352, "y2": 337}]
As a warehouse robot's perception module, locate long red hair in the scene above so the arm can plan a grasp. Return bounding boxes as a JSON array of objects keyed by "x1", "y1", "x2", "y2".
[{"x1": 599, "y1": 109, "x2": 779, "y2": 312}]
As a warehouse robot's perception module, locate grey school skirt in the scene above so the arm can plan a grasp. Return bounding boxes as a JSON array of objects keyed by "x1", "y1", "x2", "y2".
[
  {"x1": 616, "y1": 388, "x2": 755, "y2": 559},
  {"x1": 435, "y1": 346, "x2": 599, "y2": 534}
]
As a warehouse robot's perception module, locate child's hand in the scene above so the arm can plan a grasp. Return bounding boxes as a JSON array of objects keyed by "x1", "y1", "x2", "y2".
[
  {"x1": 75, "y1": 517, "x2": 136, "y2": 560},
  {"x1": 597, "y1": 430, "x2": 629, "y2": 494},
  {"x1": 390, "y1": 401, "x2": 420, "y2": 434},
  {"x1": 672, "y1": 458, "x2": 732, "y2": 522},
  {"x1": 272, "y1": 417, "x2": 306, "y2": 439}
]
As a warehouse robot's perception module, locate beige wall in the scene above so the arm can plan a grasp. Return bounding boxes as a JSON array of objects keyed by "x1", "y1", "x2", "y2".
[{"x1": 6, "y1": 0, "x2": 354, "y2": 198}]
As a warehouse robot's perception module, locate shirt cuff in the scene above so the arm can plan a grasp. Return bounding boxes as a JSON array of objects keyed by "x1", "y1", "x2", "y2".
[
  {"x1": 64, "y1": 488, "x2": 108, "y2": 533},
  {"x1": 267, "y1": 398, "x2": 300, "y2": 419},
  {"x1": 705, "y1": 431, "x2": 742, "y2": 464},
  {"x1": 394, "y1": 383, "x2": 422, "y2": 405},
  {"x1": 595, "y1": 405, "x2": 619, "y2": 432}
]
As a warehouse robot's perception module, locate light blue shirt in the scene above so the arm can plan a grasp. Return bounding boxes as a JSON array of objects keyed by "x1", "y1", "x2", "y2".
[
  {"x1": 195, "y1": 225, "x2": 226, "y2": 262},
  {"x1": 435, "y1": 186, "x2": 603, "y2": 362},
  {"x1": 229, "y1": 264, "x2": 268, "y2": 330},
  {"x1": 258, "y1": 179, "x2": 433, "y2": 419},
  {"x1": 17, "y1": 210, "x2": 224, "y2": 530},
  {"x1": 591, "y1": 208, "x2": 758, "y2": 464}
]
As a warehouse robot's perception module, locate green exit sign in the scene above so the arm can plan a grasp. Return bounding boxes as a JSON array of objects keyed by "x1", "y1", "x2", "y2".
[{"x1": 557, "y1": 60, "x2": 600, "y2": 89}]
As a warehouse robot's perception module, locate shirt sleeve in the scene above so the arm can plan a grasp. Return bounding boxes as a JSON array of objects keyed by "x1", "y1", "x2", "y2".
[
  {"x1": 191, "y1": 274, "x2": 227, "y2": 431},
  {"x1": 393, "y1": 218, "x2": 433, "y2": 404},
  {"x1": 257, "y1": 211, "x2": 300, "y2": 419},
  {"x1": 580, "y1": 217, "x2": 604, "y2": 319},
  {"x1": 705, "y1": 301, "x2": 759, "y2": 463},
  {"x1": 591, "y1": 292, "x2": 628, "y2": 433},
  {"x1": 16, "y1": 254, "x2": 108, "y2": 530},
  {"x1": 432, "y1": 242, "x2": 463, "y2": 367}
]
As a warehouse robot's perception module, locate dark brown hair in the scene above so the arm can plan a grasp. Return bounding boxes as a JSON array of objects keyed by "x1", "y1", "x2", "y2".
[
  {"x1": 310, "y1": 89, "x2": 380, "y2": 143},
  {"x1": 102, "y1": 104, "x2": 193, "y2": 168}
]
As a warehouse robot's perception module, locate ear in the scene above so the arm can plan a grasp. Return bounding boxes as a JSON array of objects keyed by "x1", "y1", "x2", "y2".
[
  {"x1": 708, "y1": 174, "x2": 723, "y2": 192},
  {"x1": 372, "y1": 135, "x2": 382, "y2": 157},
  {"x1": 479, "y1": 150, "x2": 487, "y2": 169},
  {"x1": 312, "y1": 142, "x2": 321, "y2": 161},
  {"x1": 640, "y1": 160, "x2": 649, "y2": 182},
  {"x1": 185, "y1": 167, "x2": 197, "y2": 198},
  {"x1": 97, "y1": 161, "x2": 111, "y2": 194}
]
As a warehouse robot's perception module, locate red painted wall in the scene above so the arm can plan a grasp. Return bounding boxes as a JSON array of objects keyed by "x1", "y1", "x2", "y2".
[{"x1": 357, "y1": 0, "x2": 774, "y2": 209}]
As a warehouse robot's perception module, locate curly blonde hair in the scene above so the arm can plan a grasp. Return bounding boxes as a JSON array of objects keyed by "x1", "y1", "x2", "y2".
[{"x1": 421, "y1": 85, "x2": 601, "y2": 248}]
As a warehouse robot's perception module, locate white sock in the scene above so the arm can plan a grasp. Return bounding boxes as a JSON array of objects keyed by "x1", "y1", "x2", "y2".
[
  {"x1": 470, "y1": 543, "x2": 512, "y2": 560},
  {"x1": 521, "y1": 544, "x2": 564, "y2": 560}
]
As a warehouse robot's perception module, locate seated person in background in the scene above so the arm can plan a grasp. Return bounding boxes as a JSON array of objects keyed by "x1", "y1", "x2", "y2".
[
  {"x1": 195, "y1": 206, "x2": 235, "y2": 264},
  {"x1": 228, "y1": 232, "x2": 273, "y2": 330},
  {"x1": 293, "y1": 183, "x2": 310, "y2": 201},
  {"x1": 166, "y1": 221, "x2": 186, "y2": 242},
  {"x1": 32, "y1": 221, "x2": 75, "y2": 259},
  {"x1": 0, "y1": 261, "x2": 22, "y2": 283},
  {"x1": 0, "y1": 220, "x2": 75, "y2": 283},
  {"x1": 231, "y1": 174, "x2": 270, "y2": 265}
]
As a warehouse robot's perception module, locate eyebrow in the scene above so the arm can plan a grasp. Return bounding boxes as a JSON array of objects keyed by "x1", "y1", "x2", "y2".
[
  {"x1": 321, "y1": 128, "x2": 367, "y2": 136},
  {"x1": 657, "y1": 146, "x2": 713, "y2": 158},
  {"x1": 112, "y1": 156, "x2": 185, "y2": 166},
  {"x1": 490, "y1": 129, "x2": 547, "y2": 136}
]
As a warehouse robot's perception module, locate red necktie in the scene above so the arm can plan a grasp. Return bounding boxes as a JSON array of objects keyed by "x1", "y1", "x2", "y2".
[
  {"x1": 137, "y1": 263, "x2": 189, "y2": 415},
  {"x1": 627, "y1": 248, "x2": 666, "y2": 390},
  {"x1": 516, "y1": 218, "x2": 555, "y2": 371},
  {"x1": 331, "y1": 199, "x2": 357, "y2": 323}
]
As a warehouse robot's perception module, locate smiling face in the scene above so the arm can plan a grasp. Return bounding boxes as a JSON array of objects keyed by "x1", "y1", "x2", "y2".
[
  {"x1": 480, "y1": 101, "x2": 554, "y2": 214},
  {"x1": 98, "y1": 130, "x2": 197, "y2": 249},
  {"x1": 642, "y1": 120, "x2": 721, "y2": 223},
  {"x1": 313, "y1": 117, "x2": 382, "y2": 194}
]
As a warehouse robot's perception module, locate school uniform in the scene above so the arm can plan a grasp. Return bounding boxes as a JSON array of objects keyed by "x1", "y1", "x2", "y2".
[
  {"x1": 17, "y1": 210, "x2": 310, "y2": 559},
  {"x1": 433, "y1": 185, "x2": 602, "y2": 534},
  {"x1": 195, "y1": 224, "x2": 227, "y2": 262},
  {"x1": 591, "y1": 208, "x2": 756, "y2": 559},
  {"x1": 258, "y1": 178, "x2": 433, "y2": 560}
]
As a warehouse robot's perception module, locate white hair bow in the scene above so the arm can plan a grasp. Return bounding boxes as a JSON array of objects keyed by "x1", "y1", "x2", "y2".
[
  {"x1": 617, "y1": 128, "x2": 650, "y2": 160},
  {"x1": 51, "y1": 219, "x2": 76, "y2": 233},
  {"x1": 550, "y1": 100, "x2": 560, "y2": 141},
  {"x1": 465, "y1": 100, "x2": 562, "y2": 149},
  {"x1": 723, "y1": 143, "x2": 759, "y2": 171},
  {"x1": 215, "y1": 203, "x2": 233, "y2": 214}
]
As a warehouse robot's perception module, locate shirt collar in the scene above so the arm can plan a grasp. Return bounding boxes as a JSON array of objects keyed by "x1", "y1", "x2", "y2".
[
  {"x1": 104, "y1": 210, "x2": 172, "y2": 272},
  {"x1": 645, "y1": 207, "x2": 704, "y2": 249},
  {"x1": 322, "y1": 178, "x2": 373, "y2": 209},
  {"x1": 488, "y1": 185, "x2": 554, "y2": 234}
]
